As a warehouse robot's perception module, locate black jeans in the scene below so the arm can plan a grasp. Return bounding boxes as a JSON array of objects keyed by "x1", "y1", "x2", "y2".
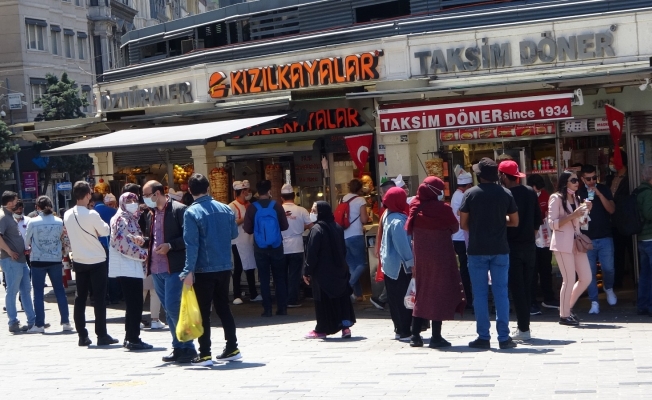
[
  {"x1": 532, "y1": 247, "x2": 555, "y2": 304},
  {"x1": 232, "y1": 245, "x2": 258, "y2": 300},
  {"x1": 384, "y1": 267, "x2": 413, "y2": 338},
  {"x1": 254, "y1": 246, "x2": 288, "y2": 313},
  {"x1": 74, "y1": 261, "x2": 108, "y2": 338},
  {"x1": 194, "y1": 270, "x2": 238, "y2": 357},
  {"x1": 412, "y1": 317, "x2": 442, "y2": 340},
  {"x1": 453, "y1": 240, "x2": 472, "y2": 304},
  {"x1": 286, "y1": 252, "x2": 304, "y2": 305},
  {"x1": 613, "y1": 230, "x2": 633, "y2": 287},
  {"x1": 508, "y1": 243, "x2": 536, "y2": 332},
  {"x1": 118, "y1": 277, "x2": 144, "y2": 343}
]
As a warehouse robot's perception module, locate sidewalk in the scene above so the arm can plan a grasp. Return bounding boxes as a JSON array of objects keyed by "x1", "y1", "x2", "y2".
[{"x1": 1, "y1": 286, "x2": 651, "y2": 399}]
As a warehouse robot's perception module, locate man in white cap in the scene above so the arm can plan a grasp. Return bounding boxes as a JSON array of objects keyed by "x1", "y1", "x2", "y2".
[
  {"x1": 229, "y1": 181, "x2": 260, "y2": 305},
  {"x1": 103, "y1": 193, "x2": 117, "y2": 209},
  {"x1": 280, "y1": 183, "x2": 312, "y2": 307},
  {"x1": 451, "y1": 168, "x2": 474, "y2": 309}
]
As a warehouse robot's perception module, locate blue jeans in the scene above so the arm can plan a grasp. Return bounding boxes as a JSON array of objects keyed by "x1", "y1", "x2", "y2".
[
  {"x1": 586, "y1": 237, "x2": 615, "y2": 302},
  {"x1": 31, "y1": 264, "x2": 69, "y2": 327},
  {"x1": 345, "y1": 235, "x2": 367, "y2": 297},
  {"x1": 254, "y1": 245, "x2": 287, "y2": 312},
  {"x1": 152, "y1": 271, "x2": 195, "y2": 350},
  {"x1": 468, "y1": 254, "x2": 510, "y2": 342},
  {"x1": 637, "y1": 241, "x2": 652, "y2": 313},
  {"x1": 2, "y1": 258, "x2": 35, "y2": 326}
]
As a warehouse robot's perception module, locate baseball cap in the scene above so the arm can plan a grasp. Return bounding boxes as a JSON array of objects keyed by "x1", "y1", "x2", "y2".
[
  {"x1": 472, "y1": 158, "x2": 499, "y2": 182},
  {"x1": 457, "y1": 170, "x2": 473, "y2": 185},
  {"x1": 498, "y1": 160, "x2": 526, "y2": 178},
  {"x1": 281, "y1": 183, "x2": 294, "y2": 194},
  {"x1": 103, "y1": 193, "x2": 116, "y2": 204}
]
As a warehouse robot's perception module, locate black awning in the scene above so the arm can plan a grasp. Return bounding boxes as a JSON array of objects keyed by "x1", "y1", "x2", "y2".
[
  {"x1": 50, "y1": 25, "x2": 61, "y2": 32},
  {"x1": 77, "y1": 32, "x2": 88, "y2": 38},
  {"x1": 64, "y1": 29, "x2": 75, "y2": 36},
  {"x1": 25, "y1": 18, "x2": 47, "y2": 27}
]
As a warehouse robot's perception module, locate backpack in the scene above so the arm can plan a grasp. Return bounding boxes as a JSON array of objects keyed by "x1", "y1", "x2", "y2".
[
  {"x1": 334, "y1": 195, "x2": 360, "y2": 229},
  {"x1": 253, "y1": 200, "x2": 282, "y2": 248},
  {"x1": 614, "y1": 187, "x2": 650, "y2": 236}
]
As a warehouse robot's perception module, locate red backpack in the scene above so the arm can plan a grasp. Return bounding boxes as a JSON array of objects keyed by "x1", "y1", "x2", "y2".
[{"x1": 334, "y1": 195, "x2": 360, "y2": 229}]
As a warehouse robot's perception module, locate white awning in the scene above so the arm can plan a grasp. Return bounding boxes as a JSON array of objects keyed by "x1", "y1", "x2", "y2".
[{"x1": 43, "y1": 114, "x2": 288, "y2": 157}]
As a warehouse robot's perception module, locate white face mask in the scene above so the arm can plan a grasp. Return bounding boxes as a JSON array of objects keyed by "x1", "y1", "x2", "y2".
[
  {"x1": 13, "y1": 213, "x2": 22, "y2": 219},
  {"x1": 309, "y1": 212, "x2": 318, "y2": 223},
  {"x1": 125, "y1": 203, "x2": 139, "y2": 214},
  {"x1": 437, "y1": 193, "x2": 445, "y2": 201},
  {"x1": 245, "y1": 194, "x2": 252, "y2": 201}
]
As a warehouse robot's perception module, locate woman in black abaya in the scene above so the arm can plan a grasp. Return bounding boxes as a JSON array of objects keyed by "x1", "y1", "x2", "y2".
[{"x1": 303, "y1": 201, "x2": 356, "y2": 339}]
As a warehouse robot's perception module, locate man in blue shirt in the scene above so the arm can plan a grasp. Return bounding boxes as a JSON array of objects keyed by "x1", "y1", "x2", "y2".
[{"x1": 181, "y1": 173, "x2": 240, "y2": 367}]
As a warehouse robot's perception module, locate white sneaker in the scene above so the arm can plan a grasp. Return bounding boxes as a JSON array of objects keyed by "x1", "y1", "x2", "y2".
[
  {"x1": 605, "y1": 288, "x2": 617, "y2": 306},
  {"x1": 589, "y1": 301, "x2": 600, "y2": 314},
  {"x1": 150, "y1": 320, "x2": 166, "y2": 329},
  {"x1": 140, "y1": 322, "x2": 145, "y2": 329},
  {"x1": 26, "y1": 325, "x2": 44, "y2": 334},
  {"x1": 62, "y1": 323, "x2": 74, "y2": 332},
  {"x1": 511, "y1": 328, "x2": 531, "y2": 341},
  {"x1": 251, "y1": 295, "x2": 263, "y2": 302},
  {"x1": 233, "y1": 298, "x2": 244, "y2": 305}
]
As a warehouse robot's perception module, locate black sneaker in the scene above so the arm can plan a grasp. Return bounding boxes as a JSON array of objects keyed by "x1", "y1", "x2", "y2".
[
  {"x1": 559, "y1": 316, "x2": 579, "y2": 326},
  {"x1": 78, "y1": 336, "x2": 92, "y2": 346},
  {"x1": 429, "y1": 338, "x2": 452, "y2": 348},
  {"x1": 370, "y1": 297, "x2": 386, "y2": 310},
  {"x1": 191, "y1": 355, "x2": 213, "y2": 367},
  {"x1": 468, "y1": 338, "x2": 491, "y2": 349},
  {"x1": 176, "y1": 348, "x2": 197, "y2": 364},
  {"x1": 126, "y1": 341, "x2": 154, "y2": 351},
  {"x1": 261, "y1": 310, "x2": 272, "y2": 317},
  {"x1": 216, "y1": 347, "x2": 242, "y2": 362},
  {"x1": 162, "y1": 349, "x2": 180, "y2": 362},
  {"x1": 409, "y1": 335, "x2": 423, "y2": 347},
  {"x1": 499, "y1": 338, "x2": 517, "y2": 349},
  {"x1": 97, "y1": 335, "x2": 119, "y2": 346},
  {"x1": 530, "y1": 304, "x2": 542, "y2": 315}
]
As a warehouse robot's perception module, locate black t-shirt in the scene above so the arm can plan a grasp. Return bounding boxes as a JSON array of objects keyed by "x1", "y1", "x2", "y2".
[
  {"x1": 506, "y1": 185, "x2": 541, "y2": 246},
  {"x1": 578, "y1": 184, "x2": 614, "y2": 239},
  {"x1": 459, "y1": 183, "x2": 518, "y2": 256}
]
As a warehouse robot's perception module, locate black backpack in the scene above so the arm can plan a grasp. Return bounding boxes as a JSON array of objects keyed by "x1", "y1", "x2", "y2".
[{"x1": 614, "y1": 186, "x2": 650, "y2": 236}]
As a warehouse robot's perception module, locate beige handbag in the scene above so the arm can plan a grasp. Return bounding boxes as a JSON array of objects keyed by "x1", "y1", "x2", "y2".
[{"x1": 574, "y1": 233, "x2": 593, "y2": 253}]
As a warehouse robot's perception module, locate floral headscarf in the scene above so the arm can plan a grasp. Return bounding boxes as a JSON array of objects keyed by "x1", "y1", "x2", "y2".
[{"x1": 109, "y1": 192, "x2": 147, "y2": 261}]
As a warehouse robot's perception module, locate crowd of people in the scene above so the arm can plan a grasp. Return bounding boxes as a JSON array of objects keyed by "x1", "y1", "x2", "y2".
[{"x1": 2, "y1": 153, "x2": 651, "y2": 363}]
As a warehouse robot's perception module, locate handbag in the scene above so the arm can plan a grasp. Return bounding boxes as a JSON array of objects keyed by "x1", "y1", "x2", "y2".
[{"x1": 574, "y1": 233, "x2": 593, "y2": 253}]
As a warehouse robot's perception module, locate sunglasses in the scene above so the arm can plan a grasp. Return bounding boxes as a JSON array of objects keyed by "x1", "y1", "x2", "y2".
[
  {"x1": 569, "y1": 178, "x2": 579, "y2": 184},
  {"x1": 583, "y1": 176, "x2": 598, "y2": 181}
]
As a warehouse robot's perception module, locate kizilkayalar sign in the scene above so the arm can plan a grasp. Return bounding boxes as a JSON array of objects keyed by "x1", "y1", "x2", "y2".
[{"x1": 413, "y1": 31, "x2": 615, "y2": 75}]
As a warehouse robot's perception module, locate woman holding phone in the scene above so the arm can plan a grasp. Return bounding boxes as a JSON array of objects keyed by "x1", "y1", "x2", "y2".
[
  {"x1": 548, "y1": 171, "x2": 592, "y2": 326},
  {"x1": 109, "y1": 192, "x2": 152, "y2": 350}
]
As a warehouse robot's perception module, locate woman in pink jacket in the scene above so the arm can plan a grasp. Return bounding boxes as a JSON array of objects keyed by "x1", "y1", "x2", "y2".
[{"x1": 548, "y1": 171, "x2": 592, "y2": 326}]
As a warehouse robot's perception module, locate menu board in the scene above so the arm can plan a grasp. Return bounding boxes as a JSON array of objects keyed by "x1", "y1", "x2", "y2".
[{"x1": 439, "y1": 122, "x2": 556, "y2": 142}]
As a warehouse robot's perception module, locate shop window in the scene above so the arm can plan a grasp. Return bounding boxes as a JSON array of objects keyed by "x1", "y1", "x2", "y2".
[
  {"x1": 26, "y1": 21, "x2": 45, "y2": 51},
  {"x1": 355, "y1": 0, "x2": 410, "y2": 23}
]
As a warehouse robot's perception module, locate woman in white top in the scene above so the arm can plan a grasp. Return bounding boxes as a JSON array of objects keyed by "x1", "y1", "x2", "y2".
[
  {"x1": 341, "y1": 178, "x2": 369, "y2": 301},
  {"x1": 109, "y1": 192, "x2": 152, "y2": 350}
]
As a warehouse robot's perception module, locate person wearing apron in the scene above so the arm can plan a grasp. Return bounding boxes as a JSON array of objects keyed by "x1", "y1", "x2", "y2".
[{"x1": 229, "y1": 181, "x2": 260, "y2": 305}]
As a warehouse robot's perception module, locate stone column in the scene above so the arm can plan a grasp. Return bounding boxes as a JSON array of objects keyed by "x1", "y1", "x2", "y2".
[
  {"x1": 187, "y1": 142, "x2": 219, "y2": 177},
  {"x1": 89, "y1": 152, "x2": 114, "y2": 178}
]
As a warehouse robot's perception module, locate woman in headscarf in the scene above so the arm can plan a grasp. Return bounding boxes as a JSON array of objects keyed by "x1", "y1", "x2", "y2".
[
  {"x1": 406, "y1": 177, "x2": 467, "y2": 348},
  {"x1": 379, "y1": 187, "x2": 414, "y2": 342},
  {"x1": 303, "y1": 201, "x2": 356, "y2": 339},
  {"x1": 109, "y1": 192, "x2": 152, "y2": 350}
]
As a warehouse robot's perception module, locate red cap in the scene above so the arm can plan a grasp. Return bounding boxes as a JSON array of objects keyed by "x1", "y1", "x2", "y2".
[{"x1": 498, "y1": 160, "x2": 526, "y2": 178}]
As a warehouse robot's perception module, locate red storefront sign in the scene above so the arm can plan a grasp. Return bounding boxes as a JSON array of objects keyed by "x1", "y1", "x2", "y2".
[
  {"x1": 439, "y1": 122, "x2": 555, "y2": 142},
  {"x1": 378, "y1": 94, "x2": 573, "y2": 134}
]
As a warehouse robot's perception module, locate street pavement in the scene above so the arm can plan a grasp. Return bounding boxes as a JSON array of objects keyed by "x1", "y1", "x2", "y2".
[{"x1": 1, "y1": 285, "x2": 651, "y2": 399}]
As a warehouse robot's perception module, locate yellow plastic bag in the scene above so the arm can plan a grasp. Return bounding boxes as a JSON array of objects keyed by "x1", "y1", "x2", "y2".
[{"x1": 176, "y1": 285, "x2": 204, "y2": 342}]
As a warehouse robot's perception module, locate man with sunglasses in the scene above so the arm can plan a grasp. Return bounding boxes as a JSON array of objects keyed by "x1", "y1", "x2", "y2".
[{"x1": 578, "y1": 164, "x2": 617, "y2": 314}]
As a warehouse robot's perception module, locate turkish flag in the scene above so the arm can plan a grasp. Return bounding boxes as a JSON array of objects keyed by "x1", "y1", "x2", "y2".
[
  {"x1": 605, "y1": 104, "x2": 625, "y2": 170},
  {"x1": 345, "y1": 133, "x2": 373, "y2": 177}
]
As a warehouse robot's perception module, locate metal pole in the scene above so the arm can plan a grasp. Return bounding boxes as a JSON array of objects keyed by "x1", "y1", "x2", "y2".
[
  {"x1": 165, "y1": 150, "x2": 174, "y2": 188},
  {"x1": 5, "y1": 78, "x2": 21, "y2": 195}
]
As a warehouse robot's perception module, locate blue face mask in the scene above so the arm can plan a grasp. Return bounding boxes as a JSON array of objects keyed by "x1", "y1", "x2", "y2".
[{"x1": 144, "y1": 195, "x2": 157, "y2": 208}]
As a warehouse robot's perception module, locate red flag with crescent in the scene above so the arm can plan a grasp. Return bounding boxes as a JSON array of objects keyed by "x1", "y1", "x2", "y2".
[
  {"x1": 605, "y1": 104, "x2": 625, "y2": 170},
  {"x1": 345, "y1": 133, "x2": 373, "y2": 177}
]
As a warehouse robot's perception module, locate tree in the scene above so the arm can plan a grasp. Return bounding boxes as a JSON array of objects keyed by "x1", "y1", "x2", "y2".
[
  {"x1": 0, "y1": 121, "x2": 21, "y2": 187},
  {"x1": 34, "y1": 72, "x2": 89, "y2": 121}
]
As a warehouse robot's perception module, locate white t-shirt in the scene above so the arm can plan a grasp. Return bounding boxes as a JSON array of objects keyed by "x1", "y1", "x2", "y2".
[
  {"x1": 342, "y1": 193, "x2": 367, "y2": 239},
  {"x1": 15, "y1": 215, "x2": 30, "y2": 247},
  {"x1": 281, "y1": 202, "x2": 311, "y2": 254},
  {"x1": 229, "y1": 200, "x2": 251, "y2": 246},
  {"x1": 450, "y1": 189, "x2": 466, "y2": 242},
  {"x1": 63, "y1": 206, "x2": 110, "y2": 265}
]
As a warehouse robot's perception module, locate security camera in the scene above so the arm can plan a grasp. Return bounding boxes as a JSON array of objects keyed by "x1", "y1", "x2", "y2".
[
  {"x1": 0, "y1": 110, "x2": 6, "y2": 119},
  {"x1": 639, "y1": 78, "x2": 650, "y2": 92}
]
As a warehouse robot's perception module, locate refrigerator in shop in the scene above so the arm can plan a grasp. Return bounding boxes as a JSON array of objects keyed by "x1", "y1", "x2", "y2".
[
  {"x1": 494, "y1": 147, "x2": 528, "y2": 174},
  {"x1": 441, "y1": 150, "x2": 467, "y2": 198}
]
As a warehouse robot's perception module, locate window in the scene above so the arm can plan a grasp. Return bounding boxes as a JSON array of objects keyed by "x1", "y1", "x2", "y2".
[
  {"x1": 64, "y1": 29, "x2": 75, "y2": 58},
  {"x1": 81, "y1": 85, "x2": 91, "y2": 113},
  {"x1": 25, "y1": 19, "x2": 46, "y2": 50},
  {"x1": 75, "y1": 0, "x2": 82, "y2": 6},
  {"x1": 30, "y1": 79, "x2": 47, "y2": 110},
  {"x1": 355, "y1": 0, "x2": 410, "y2": 23},
  {"x1": 51, "y1": 26, "x2": 61, "y2": 55},
  {"x1": 77, "y1": 32, "x2": 87, "y2": 60}
]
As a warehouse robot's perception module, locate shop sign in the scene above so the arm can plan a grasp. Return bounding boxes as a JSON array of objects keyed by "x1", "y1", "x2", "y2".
[
  {"x1": 379, "y1": 94, "x2": 573, "y2": 134},
  {"x1": 22, "y1": 172, "x2": 38, "y2": 193},
  {"x1": 294, "y1": 152, "x2": 322, "y2": 186},
  {"x1": 439, "y1": 122, "x2": 555, "y2": 142},
  {"x1": 208, "y1": 50, "x2": 383, "y2": 98},
  {"x1": 413, "y1": 31, "x2": 614, "y2": 75},
  {"x1": 564, "y1": 119, "x2": 589, "y2": 133},
  {"x1": 247, "y1": 108, "x2": 364, "y2": 136},
  {"x1": 594, "y1": 117, "x2": 609, "y2": 131},
  {"x1": 101, "y1": 82, "x2": 193, "y2": 111}
]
